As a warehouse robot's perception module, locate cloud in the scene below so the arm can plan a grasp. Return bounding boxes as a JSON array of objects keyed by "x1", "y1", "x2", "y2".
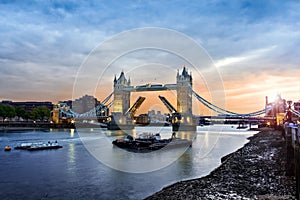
[
  {"x1": 214, "y1": 45, "x2": 277, "y2": 67},
  {"x1": 0, "y1": 0, "x2": 299, "y2": 112},
  {"x1": 222, "y1": 72, "x2": 300, "y2": 113}
]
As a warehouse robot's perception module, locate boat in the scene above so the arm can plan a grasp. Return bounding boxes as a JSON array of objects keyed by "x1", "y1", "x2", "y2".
[
  {"x1": 112, "y1": 132, "x2": 192, "y2": 152},
  {"x1": 14, "y1": 142, "x2": 38, "y2": 150},
  {"x1": 15, "y1": 141, "x2": 62, "y2": 151},
  {"x1": 4, "y1": 146, "x2": 11, "y2": 151},
  {"x1": 27, "y1": 142, "x2": 62, "y2": 151},
  {"x1": 237, "y1": 123, "x2": 248, "y2": 129}
]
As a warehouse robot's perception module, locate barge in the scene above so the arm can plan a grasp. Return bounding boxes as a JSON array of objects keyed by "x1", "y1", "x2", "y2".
[{"x1": 112, "y1": 133, "x2": 192, "y2": 152}]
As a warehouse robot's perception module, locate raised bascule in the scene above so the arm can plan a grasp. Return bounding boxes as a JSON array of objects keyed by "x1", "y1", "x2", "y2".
[{"x1": 107, "y1": 67, "x2": 196, "y2": 131}]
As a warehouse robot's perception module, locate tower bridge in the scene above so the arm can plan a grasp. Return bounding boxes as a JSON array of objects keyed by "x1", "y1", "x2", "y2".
[
  {"x1": 109, "y1": 67, "x2": 195, "y2": 131},
  {"x1": 53, "y1": 66, "x2": 300, "y2": 130}
]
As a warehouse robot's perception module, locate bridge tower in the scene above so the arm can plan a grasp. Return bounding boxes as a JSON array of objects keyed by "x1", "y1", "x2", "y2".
[
  {"x1": 108, "y1": 71, "x2": 133, "y2": 130},
  {"x1": 173, "y1": 66, "x2": 196, "y2": 131},
  {"x1": 177, "y1": 66, "x2": 192, "y2": 115},
  {"x1": 113, "y1": 71, "x2": 131, "y2": 114}
]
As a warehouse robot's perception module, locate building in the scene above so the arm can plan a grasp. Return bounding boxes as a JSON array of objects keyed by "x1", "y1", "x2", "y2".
[
  {"x1": 1, "y1": 100, "x2": 53, "y2": 111},
  {"x1": 134, "y1": 114, "x2": 150, "y2": 124},
  {"x1": 265, "y1": 95, "x2": 287, "y2": 117},
  {"x1": 294, "y1": 101, "x2": 300, "y2": 112},
  {"x1": 58, "y1": 100, "x2": 72, "y2": 109},
  {"x1": 72, "y1": 95, "x2": 100, "y2": 114},
  {"x1": 148, "y1": 110, "x2": 166, "y2": 123},
  {"x1": 293, "y1": 101, "x2": 300, "y2": 120}
]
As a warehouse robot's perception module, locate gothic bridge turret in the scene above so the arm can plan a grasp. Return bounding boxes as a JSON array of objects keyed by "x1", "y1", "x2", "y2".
[{"x1": 108, "y1": 67, "x2": 196, "y2": 131}]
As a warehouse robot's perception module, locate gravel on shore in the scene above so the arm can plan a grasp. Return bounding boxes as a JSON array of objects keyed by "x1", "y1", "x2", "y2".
[{"x1": 145, "y1": 128, "x2": 296, "y2": 200}]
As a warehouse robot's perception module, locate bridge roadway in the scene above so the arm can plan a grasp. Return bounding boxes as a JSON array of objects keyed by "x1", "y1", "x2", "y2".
[
  {"x1": 74, "y1": 115, "x2": 275, "y2": 125},
  {"x1": 199, "y1": 115, "x2": 275, "y2": 120},
  {"x1": 120, "y1": 84, "x2": 177, "y2": 92}
]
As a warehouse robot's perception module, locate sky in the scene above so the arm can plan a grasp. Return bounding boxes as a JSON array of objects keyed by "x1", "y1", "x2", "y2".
[{"x1": 0, "y1": 0, "x2": 299, "y2": 115}]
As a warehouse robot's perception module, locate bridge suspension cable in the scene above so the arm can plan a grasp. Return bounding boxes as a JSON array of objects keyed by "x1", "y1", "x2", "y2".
[
  {"x1": 192, "y1": 90, "x2": 239, "y2": 115},
  {"x1": 58, "y1": 92, "x2": 115, "y2": 118},
  {"x1": 192, "y1": 89, "x2": 272, "y2": 117},
  {"x1": 101, "y1": 92, "x2": 114, "y2": 105},
  {"x1": 291, "y1": 109, "x2": 300, "y2": 117}
]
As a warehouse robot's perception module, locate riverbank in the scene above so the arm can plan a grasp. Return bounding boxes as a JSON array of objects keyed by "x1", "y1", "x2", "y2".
[
  {"x1": 0, "y1": 127, "x2": 50, "y2": 132},
  {"x1": 0, "y1": 122, "x2": 75, "y2": 132},
  {"x1": 146, "y1": 128, "x2": 296, "y2": 199}
]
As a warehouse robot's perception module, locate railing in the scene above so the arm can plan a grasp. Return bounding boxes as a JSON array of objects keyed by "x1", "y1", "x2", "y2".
[{"x1": 284, "y1": 123, "x2": 300, "y2": 199}]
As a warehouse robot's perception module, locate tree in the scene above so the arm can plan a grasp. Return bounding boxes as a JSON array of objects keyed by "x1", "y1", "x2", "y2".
[
  {"x1": 0, "y1": 104, "x2": 5, "y2": 122},
  {"x1": 30, "y1": 106, "x2": 51, "y2": 121},
  {"x1": 15, "y1": 106, "x2": 26, "y2": 119},
  {"x1": 0, "y1": 104, "x2": 15, "y2": 122}
]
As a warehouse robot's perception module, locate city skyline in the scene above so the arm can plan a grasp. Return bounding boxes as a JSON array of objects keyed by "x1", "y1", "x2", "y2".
[{"x1": 0, "y1": 1, "x2": 299, "y2": 115}]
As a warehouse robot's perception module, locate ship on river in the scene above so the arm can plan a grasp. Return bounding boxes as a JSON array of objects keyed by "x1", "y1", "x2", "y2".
[
  {"x1": 15, "y1": 141, "x2": 62, "y2": 151},
  {"x1": 112, "y1": 132, "x2": 192, "y2": 152}
]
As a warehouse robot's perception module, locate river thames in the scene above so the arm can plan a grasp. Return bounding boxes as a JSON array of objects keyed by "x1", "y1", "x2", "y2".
[{"x1": 0, "y1": 125, "x2": 257, "y2": 199}]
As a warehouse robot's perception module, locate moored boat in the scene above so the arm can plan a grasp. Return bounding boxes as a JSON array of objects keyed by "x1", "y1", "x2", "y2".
[
  {"x1": 112, "y1": 132, "x2": 192, "y2": 152},
  {"x1": 15, "y1": 141, "x2": 62, "y2": 151},
  {"x1": 15, "y1": 142, "x2": 38, "y2": 150}
]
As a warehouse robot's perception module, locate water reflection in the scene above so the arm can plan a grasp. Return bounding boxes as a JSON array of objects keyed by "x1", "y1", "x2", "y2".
[
  {"x1": 70, "y1": 129, "x2": 75, "y2": 138},
  {"x1": 203, "y1": 132, "x2": 209, "y2": 147},
  {"x1": 0, "y1": 126, "x2": 257, "y2": 200},
  {"x1": 177, "y1": 148, "x2": 193, "y2": 178},
  {"x1": 78, "y1": 127, "x2": 198, "y2": 173},
  {"x1": 175, "y1": 131, "x2": 196, "y2": 141},
  {"x1": 67, "y1": 143, "x2": 76, "y2": 173}
]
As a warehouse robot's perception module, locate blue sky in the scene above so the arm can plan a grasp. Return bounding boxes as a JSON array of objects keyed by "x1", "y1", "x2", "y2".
[{"x1": 0, "y1": 0, "x2": 299, "y2": 113}]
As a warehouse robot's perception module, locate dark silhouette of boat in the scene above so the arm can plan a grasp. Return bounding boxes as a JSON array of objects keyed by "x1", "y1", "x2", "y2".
[{"x1": 112, "y1": 132, "x2": 192, "y2": 152}]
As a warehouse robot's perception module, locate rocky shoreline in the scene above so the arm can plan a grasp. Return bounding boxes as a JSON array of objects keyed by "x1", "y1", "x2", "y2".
[{"x1": 145, "y1": 128, "x2": 296, "y2": 200}]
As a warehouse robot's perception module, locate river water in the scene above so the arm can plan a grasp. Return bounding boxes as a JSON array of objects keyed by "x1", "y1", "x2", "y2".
[{"x1": 0, "y1": 125, "x2": 257, "y2": 200}]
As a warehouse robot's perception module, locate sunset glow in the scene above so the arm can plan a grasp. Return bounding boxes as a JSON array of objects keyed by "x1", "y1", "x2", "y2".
[{"x1": 0, "y1": 1, "x2": 299, "y2": 115}]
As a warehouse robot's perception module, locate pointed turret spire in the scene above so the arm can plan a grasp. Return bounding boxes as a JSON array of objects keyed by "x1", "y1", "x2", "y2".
[
  {"x1": 114, "y1": 70, "x2": 129, "y2": 86},
  {"x1": 120, "y1": 70, "x2": 124, "y2": 77},
  {"x1": 128, "y1": 77, "x2": 131, "y2": 86},
  {"x1": 182, "y1": 65, "x2": 188, "y2": 77}
]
